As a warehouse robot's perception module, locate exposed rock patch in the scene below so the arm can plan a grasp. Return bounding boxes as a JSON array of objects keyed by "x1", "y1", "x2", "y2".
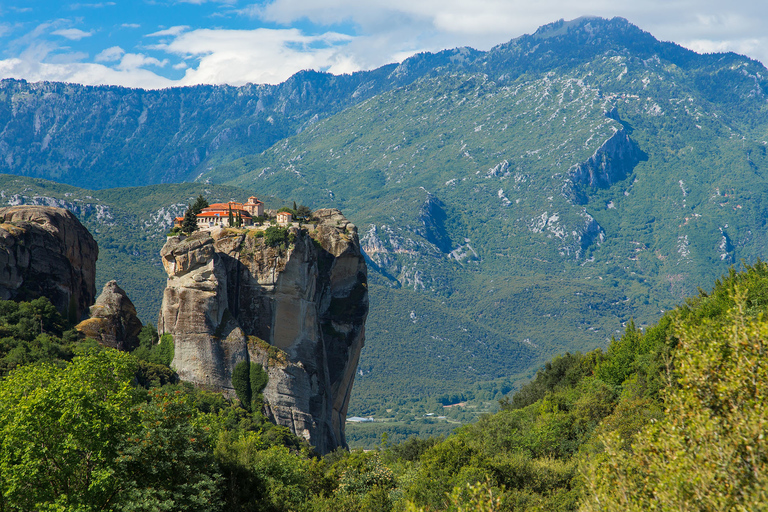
[
  {"x1": 158, "y1": 208, "x2": 368, "y2": 454},
  {"x1": 0, "y1": 205, "x2": 97, "y2": 321},
  {"x1": 565, "y1": 128, "x2": 643, "y2": 204},
  {"x1": 76, "y1": 280, "x2": 143, "y2": 351}
]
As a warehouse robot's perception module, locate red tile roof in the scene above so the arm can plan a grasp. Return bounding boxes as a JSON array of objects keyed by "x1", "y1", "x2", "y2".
[{"x1": 197, "y1": 211, "x2": 253, "y2": 218}]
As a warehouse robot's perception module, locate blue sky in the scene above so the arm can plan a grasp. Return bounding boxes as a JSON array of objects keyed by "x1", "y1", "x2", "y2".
[{"x1": 0, "y1": 0, "x2": 766, "y2": 89}]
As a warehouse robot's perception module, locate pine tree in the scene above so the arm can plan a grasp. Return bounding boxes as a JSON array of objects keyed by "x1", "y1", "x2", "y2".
[
  {"x1": 181, "y1": 208, "x2": 197, "y2": 234},
  {"x1": 181, "y1": 195, "x2": 209, "y2": 234}
]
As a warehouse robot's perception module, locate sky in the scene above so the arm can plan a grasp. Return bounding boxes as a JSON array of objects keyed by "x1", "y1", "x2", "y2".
[{"x1": 0, "y1": 1, "x2": 766, "y2": 89}]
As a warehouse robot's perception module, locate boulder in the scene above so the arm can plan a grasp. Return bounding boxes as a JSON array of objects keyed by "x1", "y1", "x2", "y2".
[
  {"x1": 0, "y1": 205, "x2": 97, "y2": 321},
  {"x1": 76, "y1": 280, "x2": 143, "y2": 351}
]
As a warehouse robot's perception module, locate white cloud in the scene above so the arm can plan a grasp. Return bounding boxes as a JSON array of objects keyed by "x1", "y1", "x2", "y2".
[
  {"x1": 51, "y1": 28, "x2": 94, "y2": 40},
  {"x1": 0, "y1": 27, "x2": 352, "y2": 88},
  {"x1": 117, "y1": 53, "x2": 168, "y2": 71},
  {"x1": 121, "y1": 23, "x2": 141, "y2": 29},
  {"x1": 154, "y1": 28, "x2": 355, "y2": 85},
  {"x1": 68, "y1": 2, "x2": 116, "y2": 9},
  {"x1": 250, "y1": 0, "x2": 768, "y2": 67},
  {"x1": 0, "y1": 58, "x2": 175, "y2": 89},
  {"x1": 3, "y1": 1, "x2": 767, "y2": 90},
  {"x1": 0, "y1": 23, "x2": 14, "y2": 38},
  {"x1": 95, "y1": 46, "x2": 124, "y2": 62},
  {"x1": 175, "y1": 0, "x2": 237, "y2": 4},
  {"x1": 147, "y1": 26, "x2": 190, "y2": 38}
]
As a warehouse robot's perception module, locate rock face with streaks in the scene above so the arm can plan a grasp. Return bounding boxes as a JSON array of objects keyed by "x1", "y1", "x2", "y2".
[
  {"x1": 0, "y1": 205, "x2": 97, "y2": 321},
  {"x1": 158, "y1": 208, "x2": 368, "y2": 454},
  {"x1": 76, "y1": 280, "x2": 143, "y2": 351}
]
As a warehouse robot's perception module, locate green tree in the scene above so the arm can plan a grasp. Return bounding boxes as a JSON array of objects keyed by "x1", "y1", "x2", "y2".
[
  {"x1": 232, "y1": 360, "x2": 269, "y2": 413},
  {"x1": 264, "y1": 226, "x2": 291, "y2": 247},
  {"x1": 0, "y1": 350, "x2": 137, "y2": 510},
  {"x1": 582, "y1": 289, "x2": 768, "y2": 511},
  {"x1": 0, "y1": 350, "x2": 220, "y2": 511},
  {"x1": 182, "y1": 195, "x2": 209, "y2": 234},
  {"x1": 232, "y1": 360, "x2": 252, "y2": 411},
  {"x1": 295, "y1": 205, "x2": 312, "y2": 222},
  {"x1": 117, "y1": 389, "x2": 223, "y2": 512},
  {"x1": 132, "y1": 328, "x2": 174, "y2": 367}
]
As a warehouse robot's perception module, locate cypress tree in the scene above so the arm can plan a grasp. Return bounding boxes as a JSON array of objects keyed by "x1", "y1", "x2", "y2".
[{"x1": 232, "y1": 361, "x2": 252, "y2": 411}]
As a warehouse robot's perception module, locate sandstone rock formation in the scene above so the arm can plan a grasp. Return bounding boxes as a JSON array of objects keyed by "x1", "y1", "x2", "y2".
[
  {"x1": 158, "y1": 208, "x2": 368, "y2": 454},
  {"x1": 0, "y1": 205, "x2": 97, "y2": 321},
  {"x1": 76, "y1": 280, "x2": 143, "y2": 351}
]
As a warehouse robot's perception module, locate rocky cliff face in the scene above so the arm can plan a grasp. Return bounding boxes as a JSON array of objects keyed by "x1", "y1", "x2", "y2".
[
  {"x1": 158, "y1": 209, "x2": 367, "y2": 454},
  {"x1": 565, "y1": 128, "x2": 643, "y2": 204},
  {"x1": 76, "y1": 280, "x2": 143, "y2": 351},
  {"x1": 0, "y1": 206, "x2": 97, "y2": 321}
]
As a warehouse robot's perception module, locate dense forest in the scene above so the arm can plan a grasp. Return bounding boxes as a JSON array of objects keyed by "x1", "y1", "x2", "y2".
[{"x1": 2, "y1": 262, "x2": 767, "y2": 510}]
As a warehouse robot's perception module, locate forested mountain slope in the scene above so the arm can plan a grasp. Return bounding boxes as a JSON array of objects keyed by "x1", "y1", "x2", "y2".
[
  {"x1": 200, "y1": 17, "x2": 768, "y2": 411},
  {"x1": 0, "y1": 17, "x2": 767, "y2": 418},
  {"x1": 2, "y1": 259, "x2": 764, "y2": 511},
  {"x1": 0, "y1": 63, "x2": 449, "y2": 188}
]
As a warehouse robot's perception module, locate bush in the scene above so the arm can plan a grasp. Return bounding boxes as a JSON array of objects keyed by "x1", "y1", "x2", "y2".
[
  {"x1": 582, "y1": 288, "x2": 768, "y2": 511},
  {"x1": 232, "y1": 360, "x2": 269, "y2": 412},
  {"x1": 132, "y1": 326, "x2": 174, "y2": 367},
  {"x1": 264, "y1": 226, "x2": 293, "y2": 247},
  {"x1": 232, "y1": 361, "x2": 252, "y2": 411}
]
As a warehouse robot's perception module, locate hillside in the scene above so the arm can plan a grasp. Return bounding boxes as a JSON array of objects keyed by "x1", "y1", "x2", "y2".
[
  {"x1": 1, "y1": 260, "x2": 765, "y2": 511},
  {"x1": 201, "y1": 17, "x2": 768, "y2": 412},
  {"x1": 0, "y1": 17, "x2": 766, "y2": 419},
  {"x1": 0, "y1": 60, "x2": 458, "y2": 189},
  {"x1": 0, "y1": 175, "x2": 279, "y2": 323}
]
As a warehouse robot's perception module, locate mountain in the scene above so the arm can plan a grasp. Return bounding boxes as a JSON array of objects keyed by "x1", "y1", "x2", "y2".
[
  {"x1": 201, "y1": 17, "x2": 768, "y2": 412},
  {"x1": 0, "y1": 17, "x2": 766, "y2": 420},
  {"x1": 0, "y1": 61, "x2": 456, "y2": 189}
]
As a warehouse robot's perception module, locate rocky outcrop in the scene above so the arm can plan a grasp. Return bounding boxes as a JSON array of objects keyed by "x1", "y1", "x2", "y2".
[
  {"x1": 0, "y1": 205, "x2": 97, "y2": 321},
  {"x1": 158, "y1": 208, "x2": 368, "y2": 454},
  {"x1": 565, "y1": 128, "x2": 643, "y2": 204},
  {"x1": 76, "y1": 280, "x2": 143, "y2": 351}
]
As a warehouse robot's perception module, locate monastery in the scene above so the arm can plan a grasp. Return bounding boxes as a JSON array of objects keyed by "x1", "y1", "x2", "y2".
[{"x1": 173, "y1": 196, "x2": 294, "y2": 231}]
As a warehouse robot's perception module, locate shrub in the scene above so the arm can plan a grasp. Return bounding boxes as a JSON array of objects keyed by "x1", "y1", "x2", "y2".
[
  {"x1": 582, "y1": 288, "x2": 768, "y2": 511},
  {"x1": 232, "y1": 360, "x2": 269, "y2": 412},
  {"x1": 232, "y1": 361, "x2": 252, "y2": 411},
  {"x1": 264, "y1": 226, "x2": 293, "y2": 247}
]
